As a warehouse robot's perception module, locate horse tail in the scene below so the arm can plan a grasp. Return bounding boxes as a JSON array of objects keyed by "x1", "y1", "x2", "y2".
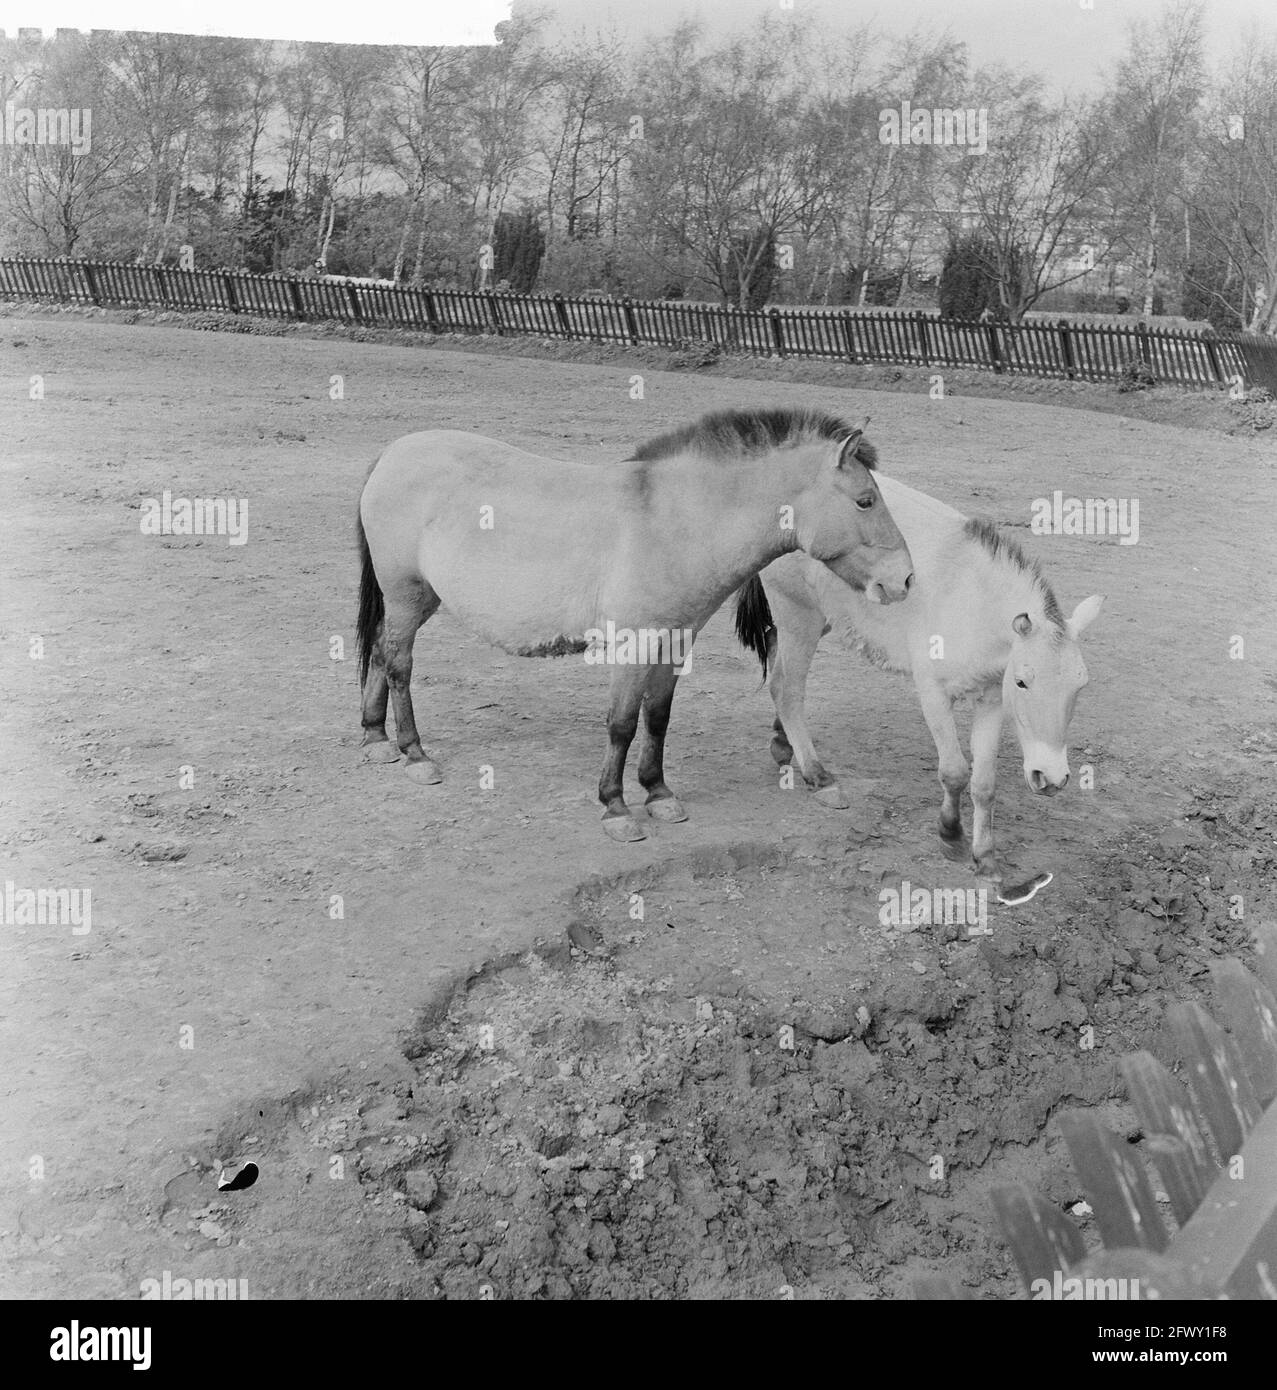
[
  {"x1": 734, "y1": 574, "x2": 774, "y2": 679},
  {"x1": 355, "y1": 506, "x2": 383, "y2": 688}
]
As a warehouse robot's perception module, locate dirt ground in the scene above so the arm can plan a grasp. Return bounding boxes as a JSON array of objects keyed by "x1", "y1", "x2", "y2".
[{"x1": 1, "y1": 313, "x2": 1275, "y2": 1300}]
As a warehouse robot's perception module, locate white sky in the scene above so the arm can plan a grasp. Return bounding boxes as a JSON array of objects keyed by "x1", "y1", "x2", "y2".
[{"x1": 533, "y1": 0, "x2": 1272, "y2": 92}]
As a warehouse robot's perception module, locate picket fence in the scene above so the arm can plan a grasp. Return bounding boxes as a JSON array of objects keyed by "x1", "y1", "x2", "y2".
[{"x1": 3, "y1": 256, "x2": 1276, "y2": 393}]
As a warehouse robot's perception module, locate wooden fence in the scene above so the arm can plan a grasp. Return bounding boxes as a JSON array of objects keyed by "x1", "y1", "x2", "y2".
[
  {"x1": 3, "y1": 256, "x2": 1276, "y2": 393},
  {"x1": 917, "y1": 924, "x2": 1277, "y2": 1300}
]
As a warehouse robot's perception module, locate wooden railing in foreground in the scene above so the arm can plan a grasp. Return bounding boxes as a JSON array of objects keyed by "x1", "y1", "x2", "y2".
[
  {"x1": 2, "y1": 256, "x2": 1276, "y2": 393},
  {"x1": 917, "y1": 924, "x2": 1277, "y2": 1300}
]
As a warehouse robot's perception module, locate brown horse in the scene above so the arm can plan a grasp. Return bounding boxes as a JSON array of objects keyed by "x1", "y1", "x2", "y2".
[{"x1": 357, "y1": 407, "x2": 914, "y2": 840}]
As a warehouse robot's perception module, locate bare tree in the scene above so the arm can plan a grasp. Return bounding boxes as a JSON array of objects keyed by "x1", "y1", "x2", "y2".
[
  {"x1": 0, "y1": 32, "x2": 128, "y2": 254},
  {"x1": 378, "y1": 46, "x2": 469, "y2": 283},
  {"x1": 537, "y1": 32, "x2": 628, "y2": 266},
  {"x1": 1107, "y1": 0, "x2": 1205, "y2": 314},
  {"x1": 307, "y1": 44, "x2": 386, "y2": 270},
  {"x1": 1181, "y1": 32, "x2": 1277, "y2": 332},
  {"x1": 110, "y1": 32, "x2": 208, "y2": 262},
  {"x1": 954, "y1": 79, "x2": 1116, "y2": 323},
  {"x1": 457, "y1": 12, "x2": 553, "y2": 288},
  {"x1": 628, "y1": 17, "x2": 818, "y2": 307}
]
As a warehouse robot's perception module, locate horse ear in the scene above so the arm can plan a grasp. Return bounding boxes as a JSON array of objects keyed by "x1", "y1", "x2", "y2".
[
  {"x1": 835, "y1": 429, "x2": 864, "y2": 469},
  {"x1": 1067, "y1": 594, "x2": 1105, "y2": 637},
  {"x1": 1012, "y1": 612, "x2": 1032, "y2": 637}
]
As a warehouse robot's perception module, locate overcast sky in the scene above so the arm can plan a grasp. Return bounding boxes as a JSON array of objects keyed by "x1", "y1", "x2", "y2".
[{"x1": 531, "y1": 0, "x2": 1271, "y2": 92}]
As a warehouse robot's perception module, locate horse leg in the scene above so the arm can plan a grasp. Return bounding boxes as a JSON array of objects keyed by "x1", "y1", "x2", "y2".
[
  {"x1": 767, "y1": 597, "x2": 848, "y2": 808},
  {"x1": 764, "y1": 630, "x2": 795, "y2": 765},
  {"x1": 969, "y1": 686, "x2": 1005, "y2": 881},
  {"x1": 638, "y1": 662, "x2": 687, "y2": 823},
  {"x1": 383, "y1": 581, "x2": 443, "y2": 784},
  {"x1": 914, "y1": 673, "x2": 970, "y2": 860},
  {"x1": 359, "y1": 623, "x2": 400, "y2": 763},
  {"x1": 598, "y1": 667, "x2": 648, "y2": 841}
]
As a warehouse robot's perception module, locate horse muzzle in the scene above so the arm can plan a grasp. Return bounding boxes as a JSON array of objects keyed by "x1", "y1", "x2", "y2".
[
  {"x1": 1027, "y1": 768, "x2": 1069, "y2": 795},
  {"x1": 864, "y1": 561, "x2": 914, "y2": 606}
]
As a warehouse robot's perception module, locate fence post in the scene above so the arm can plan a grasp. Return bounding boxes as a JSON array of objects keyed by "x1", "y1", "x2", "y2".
[
  {"x1": 840, "y1": 311, "x2": 857, "y2": 364},
  {"x1": 420, "y1": 287, "x2": 439, "y2": 333},
  {"x1": 345, "y1": 282, "x2": 361, "y2": 324},
  {"x1": 621, "y1": 296, "x2": 640, "y2": 347},
  {"x1": 1202, "y1": 329, "x2": 1224, "y2": 386},
  {"x1": 1058, "y1": 318, "x2": 1076, "y2": 380},
  {"x1": 485, "y1": 290, "x2": 504, "y2": 335},
  {"x1": 768, "y1": 307, "x2": 785, "y2": 358},
  {"x1": 81, "y1": 260, "x2": 101, "y2": 307},
  {"x1": 1136, "y1": 320, "x2": 1151, "y2": 367},
  {"x1": 985, "y1": 318, "x2": 1003, "y2": 374},
  {"x1": 552, "y1": 292, "x2": 570, "y2": 337},
  {"x1": 153, "y1": 264, "x2": 170, "y2": 308},
  {"x1": 223, "y1": 271, "x2": 239, "y2": 313},
  {"x1": 914, "y1": 310, "x2": 930, "y2": 364}
]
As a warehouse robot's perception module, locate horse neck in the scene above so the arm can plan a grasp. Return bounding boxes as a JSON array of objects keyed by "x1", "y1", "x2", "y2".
[
  {"x1": 684, "y1": 450, "x2": 810, "y2": 586},
  {"x1": 963, "y1": 542, "x2": 1045, "y2": 671}
]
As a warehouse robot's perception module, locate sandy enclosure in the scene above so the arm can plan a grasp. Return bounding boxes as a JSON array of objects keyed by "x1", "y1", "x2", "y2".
[{"x1": 1, "y1": 316, "x2": 1275, "y2": 1297}]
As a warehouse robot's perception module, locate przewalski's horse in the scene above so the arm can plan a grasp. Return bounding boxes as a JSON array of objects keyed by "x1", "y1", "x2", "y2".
[
  {"x1": 356, "y1": 408, "x2": 915, "y2": 842},
  {"x1": 734, "y1": 471, "x2": 1103, "y2": 879}
]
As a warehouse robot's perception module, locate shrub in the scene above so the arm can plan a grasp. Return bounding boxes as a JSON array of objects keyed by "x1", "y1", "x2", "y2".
[
  {"x1": 1115, "y1": 357, "x2": 1158, "y2": 392},
  {"x1": 939, "y1": 233, "x2": 1020, "y2": 320},
  {"x1": 667, "y1": 337, "x2": 722, "y2": 369}
]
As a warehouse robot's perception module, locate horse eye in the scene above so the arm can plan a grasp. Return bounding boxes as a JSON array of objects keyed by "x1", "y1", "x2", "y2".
[
  {"x1": 855, "y1": 495, "x2": 874, "y2": 511},
  {"x1": 1015, "y1": 679, "x2": 1028, "y2": 689}
]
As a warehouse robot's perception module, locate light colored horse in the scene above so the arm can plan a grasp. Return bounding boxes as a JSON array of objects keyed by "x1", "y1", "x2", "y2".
[
  {"x1": 734, "y1": 472, "x2": 1103, "y2": 879},
  {"x1": 356, "y1": 408, "x2": 915, "y2": 841}
]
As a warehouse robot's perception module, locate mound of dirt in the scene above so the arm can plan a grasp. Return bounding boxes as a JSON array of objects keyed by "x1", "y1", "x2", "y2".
[{"x1": 291, "y1": 787, "x2": 1269, "y2": 1299}]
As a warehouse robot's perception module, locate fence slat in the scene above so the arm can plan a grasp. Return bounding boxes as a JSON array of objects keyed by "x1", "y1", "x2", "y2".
[
  {"x1": 1119, "y1": 1051, "x2": 1217, "y2": 1224},
  {"x1": 1210, "y1": 959, "x2": 1277, "y2": 1107},
  {"x1": 1169, "y1": 1001, "x2": 1263, "y2": 1162},
  {"x1": 1167, "y1": 1101, "x2": 1277, "y2": 1299},
  {"x1": 989, "y1": 1184, "x2": 1087, "y2": 1290},
  {"x1": 1056, "y1": 1109, "x2": 1171, "y2": 1253}
]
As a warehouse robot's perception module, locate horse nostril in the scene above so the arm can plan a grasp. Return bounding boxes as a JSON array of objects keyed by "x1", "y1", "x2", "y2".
[
  {"x1": 904, "y1": 571, "x2": 915, "y2": 592},
  {"x1": 1059, "y1": 773, "x2": 1070, "y2": 790}
]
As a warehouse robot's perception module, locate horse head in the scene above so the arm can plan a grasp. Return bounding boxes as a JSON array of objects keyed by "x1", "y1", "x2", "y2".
[
  {"x1": 796, "y1": 427, "x2": 915, "y2": 605},
  {"x1": 1003, "y1": 594, "x2": 1104, "y2": 794}
]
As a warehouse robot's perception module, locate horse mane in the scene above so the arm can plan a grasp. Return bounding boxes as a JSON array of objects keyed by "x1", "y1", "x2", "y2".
[
  {"x1": 962, "y1": 517, "x2": 1066, "y2": 634},
  {"x1": 628, "y1": 408, "x2": 878, "y2": 468}
]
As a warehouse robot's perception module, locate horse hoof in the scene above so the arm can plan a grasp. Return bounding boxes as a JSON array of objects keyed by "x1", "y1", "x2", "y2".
[
  {"x1": 362, "y1": 740, "x2": 400, "y2": 764},
  {"x1": 602, "y1": 814, "x2": 646, "y2": 842},
  {"x1": 770, "y1": 739, "x2": 794, "y2": 767},
  {"x1": 646, "y1": 796, "x2": 688, "y2": 823},
  {"x1": 974, "y1": 856, "x2": 1006, "y2": 883},
  {"x1": 939, "y1": 833, "x2": 972, "y2": 862},
  {"x1": 403, "y1": 758, "x2": 443, "y2": 784},
  {"x1": 813, "y1": 784, "x2": 850, "y2": 809}
]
